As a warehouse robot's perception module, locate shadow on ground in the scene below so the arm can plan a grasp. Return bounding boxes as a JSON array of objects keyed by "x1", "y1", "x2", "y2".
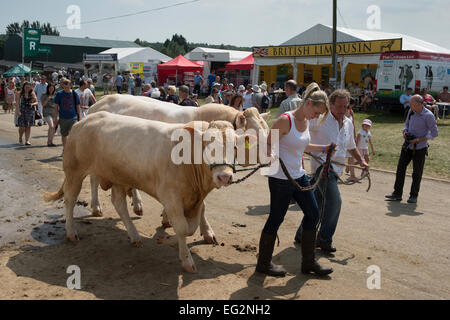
[{"x1": 6, "y1": 216, "x2": 244, "y2": 300}]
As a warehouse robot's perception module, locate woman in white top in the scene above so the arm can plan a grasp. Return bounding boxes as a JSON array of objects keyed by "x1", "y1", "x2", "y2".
[
  {"x1": 5, "y1": 79, "x2": 17, "y2": 114},
  {"x1": 256, "y1": 82, "x2": 334, "y2": 277},
  {"x1": 242, "y1": 85, "x2": 253, "y2": 110}
]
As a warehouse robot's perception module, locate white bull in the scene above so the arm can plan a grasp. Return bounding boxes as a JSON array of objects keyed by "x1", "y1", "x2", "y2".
[
  {"x1": 87, "y1": 94, "x2": 269, "y2": 243},
  {"x1": 44, "y1": 112, "x2": 247, "y2": 273}
]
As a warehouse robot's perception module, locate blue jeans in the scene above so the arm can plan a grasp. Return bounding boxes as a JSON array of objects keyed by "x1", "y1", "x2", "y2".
[
  {"x1": 263, "y1": 176, "x2": 320, "y2": 236},
  {"x1": 295, "y1": 167, "x2": 342, "y2": 245}
]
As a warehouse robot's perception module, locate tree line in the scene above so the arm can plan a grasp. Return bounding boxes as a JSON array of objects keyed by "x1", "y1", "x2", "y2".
[{"x1": 134, "y1": 34, "x2": 252, "y2": 58}]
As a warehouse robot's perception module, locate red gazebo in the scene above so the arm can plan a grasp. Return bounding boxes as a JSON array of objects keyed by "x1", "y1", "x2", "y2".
[
  {"x1": 225, "y1": 54, "x2": 254, "y2": 86},
  {"x1": 157, "y1": 55, "x2": 203, "y2": 85},
  {"x1": 225, "y1": 54, "x2": 254, "y2": 71}
]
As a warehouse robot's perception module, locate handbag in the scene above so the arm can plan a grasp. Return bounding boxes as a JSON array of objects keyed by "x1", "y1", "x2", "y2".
[{"x1": 34, "y1": 107, "x2": 42, "y2": 120}]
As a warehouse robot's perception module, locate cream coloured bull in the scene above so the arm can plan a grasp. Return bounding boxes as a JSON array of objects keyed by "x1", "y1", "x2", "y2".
[
  {"x1": 44, "y1": 111, "x2": 248, "y2": 273},
  {"x1": 87, "y1": 94, "x2": 269, "y2": 242}
]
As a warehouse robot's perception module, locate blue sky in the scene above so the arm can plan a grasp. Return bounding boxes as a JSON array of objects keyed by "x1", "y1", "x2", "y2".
[{"x1": 1, "y1": 0, "x2": 449, "y2": 49}]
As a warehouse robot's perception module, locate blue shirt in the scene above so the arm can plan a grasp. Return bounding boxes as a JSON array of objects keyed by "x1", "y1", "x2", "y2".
[
  {"x1": 54, "y1": 90, "x2": 80, "y2": 119},
  {"x1": 116, "y1": 75, "x2": 124, "y2": 86},
  {"x1": 194, "y1": 75, "x2": 203, "y2": 85},
  {"x1": 208, "y1": 74, "x2": 216, "y2": 86},
  {"x1": 400, "y1": 93, "x2": 412, "y2": 109},
  {"x1": 403, "y1": 107, "x2": 438, "y2": 150}
]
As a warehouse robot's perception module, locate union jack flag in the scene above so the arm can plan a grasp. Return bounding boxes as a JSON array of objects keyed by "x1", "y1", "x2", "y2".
[{"x1": 253, "y1": 47, "x2": 269, "y2": 57}]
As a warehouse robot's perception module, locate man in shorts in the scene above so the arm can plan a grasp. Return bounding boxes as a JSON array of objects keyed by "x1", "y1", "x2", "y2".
[{"x1": 53, "y1": 79, "x2": 81, "y2": 152}]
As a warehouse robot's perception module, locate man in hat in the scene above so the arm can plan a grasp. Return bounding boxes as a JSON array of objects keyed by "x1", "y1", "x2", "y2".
[
  {"x1": 179, "y1": 85, "x2": 197, "y2": 107},
  {"x1": 386, "y1": 95, "x2": 438, "y2": 204},
  {"x1": 252, "y1": 84, "x2": 265, "y2": 113},
  {"x1": 276, "y1": 80, "x2": 301, "y2": 118}
]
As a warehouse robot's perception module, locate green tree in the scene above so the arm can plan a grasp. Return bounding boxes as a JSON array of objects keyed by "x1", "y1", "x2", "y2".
[{"x1": 5, "y1": 20, "x2": 59, "y2": 36}]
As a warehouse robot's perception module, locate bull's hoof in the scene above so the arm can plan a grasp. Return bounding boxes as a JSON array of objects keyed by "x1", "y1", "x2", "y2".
[
  {"x1": 133, "y1": 205, "x2": 143, "y2": 217},
  {"x1": 131, "y1": 240, "x2": 144, "y2": 248},
  {"x1": 92, "y1": 209, "x2": 103, "y2": 217},
  {"x1": 203, "y1": 234, "x2": 218, "y2": 245},
  {"x1": 182, "y1": 262, "x2": 197, "y2": 273},
  {"x1": 67, "y1": 234, "x2": 80, "y2": 242}
]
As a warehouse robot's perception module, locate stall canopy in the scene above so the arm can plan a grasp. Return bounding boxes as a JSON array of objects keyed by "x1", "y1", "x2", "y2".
[
  {"x1": 157, "y1": 55, "x2": 203, "y2": 85},
  {"x1": 100, "y1": 47, "x2": 171, "y2": 71},
  {"x1": 2, "y1": 64, "x2": 32, "y2": 77},
  {"x1": 225, "y1": 54, "x2": 254, "y2": 70}
]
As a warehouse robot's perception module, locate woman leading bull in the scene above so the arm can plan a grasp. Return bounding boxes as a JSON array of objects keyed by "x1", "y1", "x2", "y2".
[{"x1": 256, "y1": 82, "x2": 334, "y2": 277}]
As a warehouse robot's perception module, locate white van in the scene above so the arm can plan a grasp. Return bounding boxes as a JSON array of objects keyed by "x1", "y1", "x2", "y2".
[{"x1": 376, "y1": 51, "x2": 450, "y2": 108}]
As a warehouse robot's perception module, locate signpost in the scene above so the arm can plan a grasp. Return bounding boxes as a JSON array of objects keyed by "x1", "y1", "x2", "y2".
[{"x1": 22, "y1": 28, "x2": 42, "y2": 79}]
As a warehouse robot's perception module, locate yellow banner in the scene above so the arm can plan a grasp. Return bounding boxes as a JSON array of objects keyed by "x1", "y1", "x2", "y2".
[
  {"x1": 130, "y1": 62, "x2": 144, "y2": 74},
  {"x1": 253, "y1": 39, "x2": 402, "y2": 58}
]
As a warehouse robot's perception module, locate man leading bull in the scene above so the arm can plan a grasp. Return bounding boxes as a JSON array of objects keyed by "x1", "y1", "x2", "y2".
[{"x1": 294, "y1": 89, "x2": 369, "y2": 253}]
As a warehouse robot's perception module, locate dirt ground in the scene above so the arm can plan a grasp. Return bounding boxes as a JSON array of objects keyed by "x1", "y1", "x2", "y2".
[{"x1": 0, "y1": 112, "x2": 449, "y2": 300}]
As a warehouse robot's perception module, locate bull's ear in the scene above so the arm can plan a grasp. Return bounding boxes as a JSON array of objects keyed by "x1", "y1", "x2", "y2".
[
  {"x1": 260, "y1": 113, "x2": 270, "y2": 121},
  {"x1": 236, "y1": 113, "x2": 247, "y2": 129}
]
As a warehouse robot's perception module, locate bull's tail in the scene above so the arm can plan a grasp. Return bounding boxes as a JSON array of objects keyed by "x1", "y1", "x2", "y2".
[{"x1": 43, "y1": 179, "x2": 65, "y2": 202}]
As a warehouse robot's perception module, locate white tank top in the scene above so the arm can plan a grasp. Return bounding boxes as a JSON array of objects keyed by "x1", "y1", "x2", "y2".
[{"x1": 269, "y1": 111, "x2": 310, "y2": 180}]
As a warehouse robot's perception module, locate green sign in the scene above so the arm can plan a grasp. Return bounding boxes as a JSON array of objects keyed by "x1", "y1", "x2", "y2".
[
  {"x1": 38, "y1": 46, "x2": 52, "y2": 54},
  {"x1": 24, "y1": 28, "x2": 42, "y2": 57}
]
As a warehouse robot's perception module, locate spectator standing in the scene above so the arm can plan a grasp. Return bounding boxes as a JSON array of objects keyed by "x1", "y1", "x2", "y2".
[
  {"x1": 252, "y1": 84, "x2": 264, "y2": 113},
  {"x1": 194, "y1": 71, "x2": 203, "y2": 96},
  {"x1": 205, "y1": 88, "x2": 222, "y2": 104},
  {"x1": 158, "y1": 87, "x2": 167, "y2": 101},
  {"x1": 385, "y1": 95, "x2": 438, "y2": 204},
  {"x1": 276, "y1": 80, "x2": 301, "y2": 118},
  {"x1": 102, "y1": 73, "x2": 110, "y2": 95},
  {"x1": 400, "y1": 88, "x2": 413, "y2": 115},
  {"x1": 53, "y1": 79, "x2": 81, "y2": 151},
  {"x1": 134, "y1": 74, "x2": 143, "y2": 96},
  {"x1": 75, "y1": 80, "x2": 96, "y2": 119},
  {"x1": 242, "y1": 85, "x2": 254, "y2": 111},
  {"x1": 356, "y1": 119, "x2": 375, "y2": 171},
  {"x1": 16, "y1": 82, "x2": 38, "y2": 145},
  {"x1": 128, "y1": 74, "x2": 136, "y2": 95},
  {"x1": 87, "y1": 79, "x2": 96, "y2": 107},
  {"x1": 207, "y1": 70, "x2": 216, "y2": 95},
  {"x1": 230, "y1": 94, "x2": 243, "y2": 111},
  {"x1": 179, "y1": 85, "x2": 197, "y2": 106},
  {"x1": 41, "y1": 83, "x2": 57, "y2": 146},
  {"x1": 260, "y1": 83, "x2": 270, "y2": 113},
  {"x1": 34, "y1": 75, "x2": 48, "y2": 126},
  {"x1": 115, "y1": 72, "x2": 124, "y2": 94}
]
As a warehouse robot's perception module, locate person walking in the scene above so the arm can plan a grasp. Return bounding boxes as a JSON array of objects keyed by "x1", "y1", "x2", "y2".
[
  {"x1": 5, "y1": 79, "x2": 17, "y2": 114},
  {"x1": 75, "y1": 80, "x2": 96, "y2": 119},
  {"x1": 257, "y1": 82, "x2": 334, "y2": 277},
  {"x1": 41, "y1": 83, "x2": 57, "y2": 147},
  {"x1": 16, "y1": 82, "x2": 38, "y2": 145},
  {"x1": 385, "y1": 95, "x2": 438, "y2": 204},
  {"x1": 295, "y1": 90, "x2": 369, "y2": 253},
  {"x1": 276, "y1": 80, "x2": 301, "y2": 118},
  {"x1": 114, "y1": 72, "x2": 124, "y2": 94},
  {"x1": 128, "y1": 74, "x2": 136, "y2": 95},
  {"x1": 356, "y1": 119, "x2": 375, "y2": 172},
  {"x1": 53, "y1": 79, "x2": 81, "y2": 152}
]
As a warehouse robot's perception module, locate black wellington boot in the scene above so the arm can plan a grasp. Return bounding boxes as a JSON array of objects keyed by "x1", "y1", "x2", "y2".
[
  {"x1": 255, "y1": 232, "x2": 287, "y2": 277},
  {"x1": 301, "y1": 230, "x2": 333, "y2": 276}
]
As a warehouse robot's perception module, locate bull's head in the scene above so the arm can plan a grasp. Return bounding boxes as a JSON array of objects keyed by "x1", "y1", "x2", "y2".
[
  {"x1": 181, "y1": 121, "x2": 258, "y2": 189},
  {"x1": 235, "y1": 107, "x2": 270, "y2": 137}
]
